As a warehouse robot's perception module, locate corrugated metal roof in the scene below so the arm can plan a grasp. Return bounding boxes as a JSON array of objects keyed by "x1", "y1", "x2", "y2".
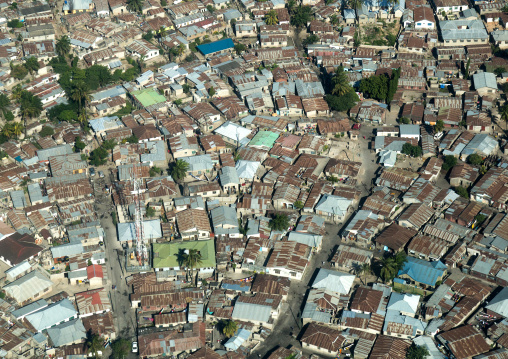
[
  {"x1": 232, "y1": 302, "x2": 271, "y2": 323},
  {"x1": 398, "y1": 256, "x2": 447, "y2": 286},
  {"x1": 25, "y1": 299, "x2": 77, "y2": 332}
]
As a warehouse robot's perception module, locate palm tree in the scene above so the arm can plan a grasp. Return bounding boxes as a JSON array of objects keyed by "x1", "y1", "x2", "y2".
[
  {"x1": 69, "y1": 81, "x2": 91, "y2": 115},
  {"x1": 349, "y1": 0, "x2": 361, "y2": 11},
  {"x1": 358, "y1": 263, "x2": 371, "y2": 285},
  {"x1": 287, "y1": 0, "x2": 296, "y2": 14},
  {"x1": 55, "y1": 35, "x2": 71, "y2": 58},
  {"x1": 177, "y1": 44, "x2": 186, "y2": 59},
  {"x1": 393, "y1": 251, "x2": 407, "y2": 271},
  {"x1": 86, "y1": 333, "x2": 102, "y2": 359},
  {"x1": 501, "y1": 104, "x2": 508, "y2": 129},
  {"x1": 238, "y1": 218, "x2": 250, "y2": 236},
  {"x1": 1, "y1": 124, "x2": 12, "y2": 138},
  {"x1": 77, "y1": 111, "x2": 88, "y2": 128},
  {"x1": 330, "y1": 14, "x2": 340, "y2": 26},
  {"x1": 331, "y1": 66, "x2": 352, "y2": 96},
  {"x1": 380, "y1": 256, "x2": 397, "y2": 283},
  {"x1": 10, "y1": 122, "x2": 25, "y2": 138},
  {"x1": 138, "y1": 55, "x2": 146, "y2": 73},
  {"x1": 158, "y1": 26, "x2": 167, "y2": 41},
  {"x1": 175, "y1": 248, "x2": 187, "y2": 266},
  {"x1": 265, "y1": 10, "x2": 279, "y2": 25},
  {"x1": 20, "y1": 91, "x2": 42, "y2": 136},
  {"x1": 169, "y1": 159, "x2": 189, "y2": 181},
  {"x1": 127, "y1": 0, "x2": 144, "y2": 13},
  {"x1": 0, "y1": 93, "x2": 10, "y2": 118},
  {"x1": 11, "y1": 84, "x2": 23, "y2": 103},
  {"x1": 221, "y1": 320, "x2": 238, "y2": 338},
  {"x1": 24, "y1": 56, "x2": 40, "y2": 76},
  {"x1": 184, "y1": 249, "x2": 203, "y2": 284}
]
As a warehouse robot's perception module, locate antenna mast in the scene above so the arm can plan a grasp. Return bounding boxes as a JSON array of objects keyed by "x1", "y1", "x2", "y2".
[{"x1": 133, "y1": 166, "x2": 147, "y2": 266}]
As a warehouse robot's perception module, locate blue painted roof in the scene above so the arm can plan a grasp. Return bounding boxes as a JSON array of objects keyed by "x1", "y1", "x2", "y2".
[
  {"x1": 221, "y1": 282, "x2": 250, "y2": 292},
  {"x1": 197, "y1": 38, "x2": 234, "y2": 56},
  {"x1": 398, "y1": 256, "x2": 447, "y2": 287}
]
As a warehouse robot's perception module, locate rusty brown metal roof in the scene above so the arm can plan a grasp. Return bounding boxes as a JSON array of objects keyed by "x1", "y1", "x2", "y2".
[
  {"x1": 375, "y1": 223, "x2": 416, "y2": 251},
  {"x1": 300, "y1": 322, "x2": 346, "y2": 353},
  {"x1": 408, "y1": 235, "x2": 449, "y2": 259},
  {"x1": 350, "y1": 287, "x2": 384, "y2": 314},
  {"x1": 437, "y1": 325, "x2": 490, "y2": 359},
  {"x1": 370, "y1": 335, "x2": 411, "y2": 359}
]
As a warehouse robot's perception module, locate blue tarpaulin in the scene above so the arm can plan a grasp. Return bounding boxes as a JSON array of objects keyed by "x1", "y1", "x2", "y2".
[{"x1": 197, "y1": 38, "x2": 234, "y2": 56}]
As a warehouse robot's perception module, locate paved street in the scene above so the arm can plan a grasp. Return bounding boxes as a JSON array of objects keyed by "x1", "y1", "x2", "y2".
[{"x1": 92, "y1": 168, "x2": 138, "y2": 357}]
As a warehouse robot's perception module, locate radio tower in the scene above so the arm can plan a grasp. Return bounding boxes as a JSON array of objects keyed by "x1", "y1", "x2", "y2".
[{"x1": 133, "y1": 170, "x2": 147, "y2": 266}]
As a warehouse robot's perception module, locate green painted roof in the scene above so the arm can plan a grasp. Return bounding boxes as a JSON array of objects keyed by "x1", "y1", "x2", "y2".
[
  {"x1": 248, "y1": 131, "x2": 279, "y2": 149},
  {"x1": 131, "y1": 89, "x2": 167, "y2": 107},
  {"x1": 152, "y1": 240, "x2": 216, "y2": 269}
]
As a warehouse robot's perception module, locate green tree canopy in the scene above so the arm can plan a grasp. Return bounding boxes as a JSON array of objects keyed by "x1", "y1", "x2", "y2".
[
  {"x1": 302, "y1": 34, "x2": 319, "y2": 46},
  {"x1": 40, "y1": 126, "x2": 54, "y2": 137},
  {"x1": 111, "y1": 339, "x2": 130, "y2": 359},
  {"x1": 89, "y1": 147, "x2": 109, "y2": 166},
  {"x1": 11, "y1": 65, "x2": 28, "y2": 80},
  {"x1": 265, "y1": 10, "x2": 279, "y2": 25},
  {"x1": 399, "y1": 117, "x2": 410, "y2": 124},
  {"x1": 494, "y1": 67, "x2": 506, "y2": 77},
  {"x1": 55, "y1": 36, "x2": 71, "y2": 58},
  {"x1": 359, "y1": 74, "x2": 389, "y2": 102},
  {"x1": 126, "y1": 135, "x2": 139, "y2": 143},
  {"x1": 101, "y1": 139, "x2": 116, "y2": 150},
  {"x1": 406, "y1": 344, "x2": 430, "y2": 359},
  {"x1": 7, "y1": 19, "x2": 23, "y2": 28},
  {"x1": 501, "y1": 104, "x2": 508, "y2": 129},
  {"x1": 454, "y1": 186, "x2": 469, "y2": 199},
  {"x1": 74, "y1": 136, "x2": 86, "y2": 152},
  {"x1": 234, "y1": 44, "x2": 246, "y2": 56},
  {"x1": 142, "y1": 31, "x2": 154, "y2": 41},
  {"x1": 401, "y1": 143, "x2": 422, "y2": 157},
  {"x1": 269, "y1": 214, "x2": 289, "y2": 231},
  {"x1": 331, "y1": 66, "x2": 352, "y2": 96},
  {"x1": 86, "y1": 333, "x2": 102, "y2": 359},
  {"x1": 325, "y1": 91, "x2": 359, "y2": 112},
  {"x1": 4, "y1": 111, "x2": 14, "y2": 122},
  {"x1": 467, "y1": 153, "x2": 483, "y2": 165},
  {"x1": 442, "y1": 155, "x2": 457, "y2": 171},
  {"x1": 146, "y1": 205, "x2": 156, "y2": 217},
  {"x1": 208, "y1": 87, "x2": 215, "y2": 97},
  {"x1": 127, "y1": 0, "x2": 144, "y2": 13},
  {"x1": 221, "y1": 320, "x2": 238, "y2": 338},
  {"x1": 169, "y1": 159, "x2": 189, "y2": 181},
  {"x1": 84, "y1": 65, "x2": 113, "y2": 91},
  {"x1": 0, "y1": 93, "x2": 11, "y2": 114},
  {"x1": 149, "y1": 166, "x2": 161, "y2": 177},
  {"x1": 434, "y1": 119, "x2": 444, "y2": 133},
  {"x1": 24, "y1": 56, "x2": 40, "y2": 75},
  {"x1": 291, "y1": 6, "x2": 312, "y2": 27},
  {"x1": 475, "y1": 213, "x2": 486, "y2": 226}
]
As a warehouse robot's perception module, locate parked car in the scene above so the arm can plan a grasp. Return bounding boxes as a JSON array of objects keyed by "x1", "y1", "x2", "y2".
[
  {"x1": 131, "y1": 342, "x2": 138, "y2": 353},
  {"x1": 90, "y1": 168, "x2": 96, "y2": 176},
  {"x1": 98, "y1": 171, "x2": 105, "y2": 178}
]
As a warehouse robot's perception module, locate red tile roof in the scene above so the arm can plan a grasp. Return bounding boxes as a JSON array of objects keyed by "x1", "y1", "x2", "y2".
[{"x1": 87, "y1": 264, "x2": 104, "y2": 279}]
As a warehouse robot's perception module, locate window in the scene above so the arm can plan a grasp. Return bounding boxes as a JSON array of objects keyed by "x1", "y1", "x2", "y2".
[{"x1": 274, "y1": 269, "x2": 281, "y2": 274}]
